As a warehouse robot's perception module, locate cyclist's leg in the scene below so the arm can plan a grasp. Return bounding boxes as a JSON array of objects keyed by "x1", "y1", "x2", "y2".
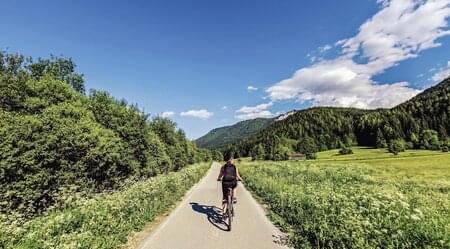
[
  {"x1": 230, "y1": 181, "x2": 238, "y2": 203},
  {"x1": 221, "y1": 181, "x2": 228, "y2": 204}
]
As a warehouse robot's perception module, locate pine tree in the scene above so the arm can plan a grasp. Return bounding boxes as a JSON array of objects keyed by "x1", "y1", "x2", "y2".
[{"x1": 375, "y1": 129, "x2": 387, "y2": 148}]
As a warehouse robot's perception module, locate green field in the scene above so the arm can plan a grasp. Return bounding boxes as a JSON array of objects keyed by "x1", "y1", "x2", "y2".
[{"x1": 239, "y1": 148, "x2": 450, "y2": 249}]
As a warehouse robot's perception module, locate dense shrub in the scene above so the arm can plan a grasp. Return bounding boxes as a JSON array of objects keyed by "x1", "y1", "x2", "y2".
[
  {"x1": 442, "y1": 146, "x2": 449, "y2": 152},
  {"x1": 251, "y1": 144, "x2": 265, "y2": 161},
  {"x1": 296, "y1": 137, "x2": 318, "y2": 160},
  {"x1": 389, "y1": 139, "x2": 406, "y2": 155},
  {"x1": 0, "y1": 52, "x2": 212, "y2": 219},
  {"x1": 212, "y1": 150, "x2": 223, "y2": 161},
  {"x1": 339, "y1": 147, "x2": 353, "y2": 155},
  {"x1": 0, "y1": 163, "x2": 209, "y2": 249}
]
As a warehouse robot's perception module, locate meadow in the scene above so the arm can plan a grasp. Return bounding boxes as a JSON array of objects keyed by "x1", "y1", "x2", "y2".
[
  {"x1": 239, "y1": 147, "x2": 450, "y2": 249},
  {"x1": 0, "y1": 162, "x2": 210, "y2": 249}
]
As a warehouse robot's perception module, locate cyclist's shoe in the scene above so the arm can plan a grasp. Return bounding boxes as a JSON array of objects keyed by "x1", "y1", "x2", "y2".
[{"x1": 232, "y1": 197, "x2": 237, "y2": 204}]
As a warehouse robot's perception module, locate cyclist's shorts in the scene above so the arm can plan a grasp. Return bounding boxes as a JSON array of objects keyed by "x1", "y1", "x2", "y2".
[{"x1": 222, "y1": 180, "x2": 237, "y2": 201}]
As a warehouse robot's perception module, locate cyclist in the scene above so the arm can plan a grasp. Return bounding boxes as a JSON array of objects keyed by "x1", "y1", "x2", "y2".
[{"x1": 217, "y1": 153, "x2": 242, "y2": 204}]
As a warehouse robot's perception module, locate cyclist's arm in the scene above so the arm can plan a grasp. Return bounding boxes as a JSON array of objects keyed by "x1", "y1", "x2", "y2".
[
  {"x1": 236, "y1": 166, "x2": 242, "y2": 181},
  {"x1": 217, "y1": 166, "x2": 224, "y2": 181}
]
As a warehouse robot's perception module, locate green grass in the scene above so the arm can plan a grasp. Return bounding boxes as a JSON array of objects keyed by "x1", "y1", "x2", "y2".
[
  {"x1": 0, "y1": 162, "x2": 210, "y2": 249},
  {"x1": 316, "y1": 147, "x2": 450, "y2": 185},
  {"x1": 239, "y1": 148, "x2": 450, "y2": 249}
]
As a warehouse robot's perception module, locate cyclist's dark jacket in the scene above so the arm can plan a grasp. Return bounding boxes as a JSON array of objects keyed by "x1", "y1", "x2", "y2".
[{"x1": 221, "y1": 163, "x2": 237, "y2": 200}]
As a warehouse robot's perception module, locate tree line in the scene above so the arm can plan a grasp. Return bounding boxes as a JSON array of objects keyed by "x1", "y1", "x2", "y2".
[{"x1": 0, "y1": 52, "x2": 215, "y2": 219}]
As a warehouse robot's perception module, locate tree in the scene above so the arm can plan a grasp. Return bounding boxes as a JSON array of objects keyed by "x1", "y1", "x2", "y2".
[
  {"x1": 296, "y1": 137, "x2": 318, "y2": 160},
  {"x1": 251, "y1": 144, "x2": 265, "y2": 161},
  {"x1": 212, "y1": 150, "x2": 223, "y2": 162},
  {"x1": 273, "y1": 144, "x2": 289, "y2": 161},
  {"x1": 375, "y1": 129, "x2": 387, "y2": 148},
  {"x1": 389, "y1": 139, "x2": 405, "y2": 155},
  {"x1": 420, "y1": 129, "x2": 441, "y2": 150}
]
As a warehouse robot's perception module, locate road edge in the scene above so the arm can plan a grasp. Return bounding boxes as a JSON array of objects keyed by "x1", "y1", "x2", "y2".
[{"x1": 131, "y1": 162, "x2": 216, "y2": 249}]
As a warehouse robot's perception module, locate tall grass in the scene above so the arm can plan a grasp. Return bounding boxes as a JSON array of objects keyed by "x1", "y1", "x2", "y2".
[
  {"x1": 0, "y1": 162, "x2": 210, "y2": 249},
  {"x1": 240, "y1": 160, "x2": 450, "y2": 249}
]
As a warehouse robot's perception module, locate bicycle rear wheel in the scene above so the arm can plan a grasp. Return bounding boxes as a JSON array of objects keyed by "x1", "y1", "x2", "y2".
[{"x1": 227, "y1": 189, "x2": 233, "y2": 231}]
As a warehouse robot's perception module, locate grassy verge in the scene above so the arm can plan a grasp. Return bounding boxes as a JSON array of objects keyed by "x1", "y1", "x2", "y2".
[
  {"x1": 0, "y1": 162, "x2": 210, "y2": 249},
  {"x1": 239, "y1": 151, "x2": 450, "y2": 249}
]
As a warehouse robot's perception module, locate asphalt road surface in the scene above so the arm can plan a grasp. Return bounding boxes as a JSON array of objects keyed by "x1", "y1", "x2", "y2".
[{"x1": 137, "y1": 162, "x2": 290, "y2": 249}]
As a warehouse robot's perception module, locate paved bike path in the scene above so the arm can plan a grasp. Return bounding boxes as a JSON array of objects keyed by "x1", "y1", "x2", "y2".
[{"x1": 137, "y1": 162, "x2": 289, "y2": 249}]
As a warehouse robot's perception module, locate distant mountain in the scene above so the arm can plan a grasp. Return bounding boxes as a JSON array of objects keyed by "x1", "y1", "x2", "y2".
[
  {"x1": 210, "y1": 76, "x2": 450, "y2": 159},
  {"x1": 195, "y1": 118, "x2": 273, "y2": 149}
]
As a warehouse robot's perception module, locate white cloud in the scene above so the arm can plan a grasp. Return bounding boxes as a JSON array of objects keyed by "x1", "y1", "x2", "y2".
[
  {"x1": 180, "y1": 109, "x2": 213, "y2": 120},
  {"x1": 267, "y1": 0, "x2": 450, "y2": 109},
  {"x1": 247, "y1": 85, "x2": 258, "y2": 92},
  {"x1": 222, "y1": 106, "x2": 228, "y2": 110},
  {"x1": 319, "y1": 44, "x2": 332, "y2": 53},
  {"x1": 432, "y1": 60, "x2": 450, "y2": 83},
  {"x1": 309, "y1": 56, "x2": 318, "y2": 63},
  {"x1": 161, "y1": 111, "x2": 175, "y2": 118},
  {"x1": 235, "y1": 102, "x2": 274, "y2": 120}
]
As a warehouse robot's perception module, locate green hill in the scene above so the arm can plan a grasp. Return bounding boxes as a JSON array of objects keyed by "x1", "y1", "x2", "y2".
[
  {"x1": 218, "y1": 76, "x2": 450, "y2": 159},
  {"x1": 195, "y1": 118, "x2": 273, "y2": 149}
]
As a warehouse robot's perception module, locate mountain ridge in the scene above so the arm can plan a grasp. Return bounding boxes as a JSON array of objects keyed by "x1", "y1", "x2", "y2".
[{"x1": 197, "y1": 76, "x2": 450, "y2": 155}]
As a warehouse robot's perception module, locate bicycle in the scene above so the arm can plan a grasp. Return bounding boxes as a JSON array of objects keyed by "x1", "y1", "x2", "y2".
[
  {"x1": 223, "y1": 186, "x2": 235, "y2": 231},
  {"x1": 218, "y1": 179, "x2": 241, "y2": 231}
]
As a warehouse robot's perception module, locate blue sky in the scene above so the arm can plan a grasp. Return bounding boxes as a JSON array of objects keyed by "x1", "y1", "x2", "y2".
[{"x1": 1, "y1": 0, "x2": 450, "y2": 139}]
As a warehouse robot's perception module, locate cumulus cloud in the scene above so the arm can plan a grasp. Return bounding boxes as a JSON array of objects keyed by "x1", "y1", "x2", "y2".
[
  {"x1": 267, "y1": 0, "x2": 450, "y2": 109},
  {"x1": 431, "y1": 60, "x2": 450, "y2": 83},
  {"x1": 180, "y1": 109, "x2": 213, "y2": 120},
  {"x1": 161, "y1": 111, "x2": 175, "y2": 118},
  {"x1": 247, "y1": 85, "x2": 258, "y2": 92},
  {"x1": 235, "y1": 102, "x2": 274, "y2": 120}
]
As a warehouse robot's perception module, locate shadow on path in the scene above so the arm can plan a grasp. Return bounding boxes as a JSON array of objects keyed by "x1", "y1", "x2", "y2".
[{"x1": 189, "y1": 202, "x2": 228, "y2": 231}]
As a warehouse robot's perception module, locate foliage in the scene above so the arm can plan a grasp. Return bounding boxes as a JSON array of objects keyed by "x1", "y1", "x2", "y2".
[
  {"x1": 296, "y1": 137, "x2": 318, "y2": 160},
  {"x1": 0, "y1": 163, "x2": 209, "y2": 249},
  {"x1": 0, "y1": 52, "x2": 211, "y2": 220},
  {"x1": 218, "y1": 77, "x2": 450, "y2": 159},
  {"x1": 195, "y1": 118, "x2": 273, "y2": 149},
  {"x1": 375, "y1": 129, "x2": 387, "y2": 148},
  {"x1": 339, "y1": 146, "x2": 353, "y2": 155},
  {"x1": 251, "y1": 144, "x2": 265, "y2": 161},
  {"x1": 389, "y1": 139, "x2": 406, "y2": 155},
  {"x1": 239, "y1": 155, "x2": 450, "y2": 249},
  {"x1": 273, "y1": 144, "x2": 290, "y2": 161}
]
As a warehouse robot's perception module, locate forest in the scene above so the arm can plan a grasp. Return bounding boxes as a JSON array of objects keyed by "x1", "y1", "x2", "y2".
[
  {"x1": 221, "y1": 77, "x2": 450, "y2": 160},
  {"x1": 0, "y1": 52, "x2": 215, "y2": 220}
]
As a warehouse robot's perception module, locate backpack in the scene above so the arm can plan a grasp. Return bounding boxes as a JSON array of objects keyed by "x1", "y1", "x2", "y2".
[{"x1": 222, "y1": 163, "x2": 237, "y2": 181}]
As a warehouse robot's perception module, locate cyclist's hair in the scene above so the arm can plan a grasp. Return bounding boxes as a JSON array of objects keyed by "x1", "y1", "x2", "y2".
[{"x1": 223, "y1": 151, "x2": 233, "y2": 162}]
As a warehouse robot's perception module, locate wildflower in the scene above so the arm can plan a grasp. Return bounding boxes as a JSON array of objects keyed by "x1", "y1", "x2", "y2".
[{"x1": 410, "y1": 214, "x2": 420, "y2": 221}]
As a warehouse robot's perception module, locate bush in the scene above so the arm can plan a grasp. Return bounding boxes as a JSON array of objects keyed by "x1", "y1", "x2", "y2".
[
  {"x1": 405, "y1": 141, "x2": 414, "y2": 150},
  {"x1": 388, "y1": 139, "x2": 405, "y2": 155},
  {"x1": 0, "y1": 52, "x2": 211, "y2": 220},
  {"x1": 296, "y1": 137, "x2": 318, "y2": 156},
  {"x1": 0, "y1": 163, "x2": 209, "y2": 249},
  {"x1": 339, "y1": 147, "x2": 353, "y2": 155},
  {"x1": 273, "y1": 144, "x2": 290, "y2": 161},
  {"x1": 0, "y1": 101, "x2": 136, "y2": 217},
  {"x1": 442, "y1": 146, "x2": 449, "y2": 152},
  {"x1": 306, "y1": 153, "x2": 317, "y2": 160}
]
